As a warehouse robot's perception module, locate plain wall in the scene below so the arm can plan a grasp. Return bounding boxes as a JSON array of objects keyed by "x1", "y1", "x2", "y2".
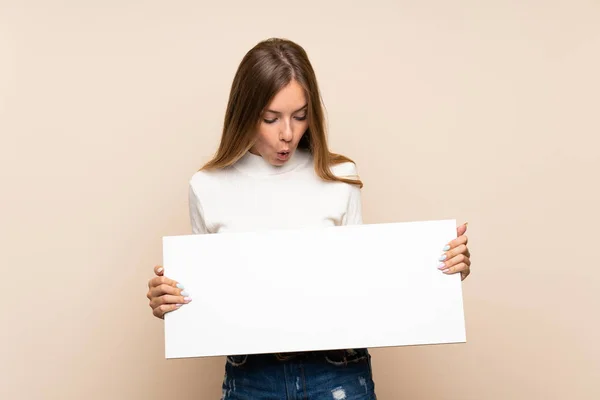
[{"x1": 1, "y1": 1, "x2": 598, "y2": 399}]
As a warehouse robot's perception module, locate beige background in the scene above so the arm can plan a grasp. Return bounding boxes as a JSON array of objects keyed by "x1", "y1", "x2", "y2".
[{"x1": 1, "y1": 1, "x2": 598, "y2": 399}]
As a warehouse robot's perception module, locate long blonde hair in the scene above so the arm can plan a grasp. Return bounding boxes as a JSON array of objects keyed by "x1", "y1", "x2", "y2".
[{"x1": 200, "y1": 38, "x2": 363, "y2": 188}]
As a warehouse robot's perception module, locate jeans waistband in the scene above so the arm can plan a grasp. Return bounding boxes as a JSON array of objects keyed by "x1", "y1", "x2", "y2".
[{"x1": 227, "y1": 348, "x2": 369, "y2": 366}]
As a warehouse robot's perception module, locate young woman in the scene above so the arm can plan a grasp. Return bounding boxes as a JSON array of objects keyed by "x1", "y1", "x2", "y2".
[{"x1": 146, "y1": 37, "x2": 472, "y2": 400}]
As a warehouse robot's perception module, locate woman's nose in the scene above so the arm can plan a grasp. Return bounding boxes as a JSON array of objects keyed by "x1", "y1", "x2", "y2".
[{"x1": 280, "y1": 121, "x2": 293, "y2": 142}]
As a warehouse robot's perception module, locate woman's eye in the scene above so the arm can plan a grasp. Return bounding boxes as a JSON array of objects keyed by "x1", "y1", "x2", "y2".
[{"x1": 263, "y1": 115, "x2": 306, "y2": 124}]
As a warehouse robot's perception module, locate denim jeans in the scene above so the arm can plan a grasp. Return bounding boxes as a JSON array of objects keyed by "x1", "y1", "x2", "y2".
[{"x1": 221, "y1": 349, "x2": 377, "y2": 400}]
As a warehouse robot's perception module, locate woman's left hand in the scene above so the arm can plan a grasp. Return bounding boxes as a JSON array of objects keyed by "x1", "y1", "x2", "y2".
[{"x1": 438, "y1": 222, "x2": 471, "y2": 281}]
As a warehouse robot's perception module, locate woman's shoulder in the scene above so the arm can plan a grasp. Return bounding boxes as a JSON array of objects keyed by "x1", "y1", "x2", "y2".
[
  {"x1": 330, "y1": 160, "x2": 359, "y2": 179},
  {"x1": 189, "y1": 165, "x2": 232, "y2": 190}
]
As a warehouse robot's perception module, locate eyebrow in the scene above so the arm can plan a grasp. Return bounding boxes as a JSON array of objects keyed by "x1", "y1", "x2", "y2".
[{"x1": 265, "y1": 103, "x2": 308, "y2": 114}]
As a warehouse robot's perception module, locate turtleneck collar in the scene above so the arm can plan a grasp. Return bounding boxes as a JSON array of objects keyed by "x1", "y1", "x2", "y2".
[{"x1": 233, "y1": 149, "x2": 312, "y2": 177}]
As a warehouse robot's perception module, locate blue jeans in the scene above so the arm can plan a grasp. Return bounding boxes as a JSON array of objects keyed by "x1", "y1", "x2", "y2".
[{"x1": 221, "y1": 349, "x2": 377, "y2": 399}]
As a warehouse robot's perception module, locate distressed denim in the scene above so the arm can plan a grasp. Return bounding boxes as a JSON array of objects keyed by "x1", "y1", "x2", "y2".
[{"x1": 221, "y1": 349, "x2": 377, "y2": 400}]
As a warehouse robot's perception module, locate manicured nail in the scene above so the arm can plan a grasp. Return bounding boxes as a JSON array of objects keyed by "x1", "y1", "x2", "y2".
[
  {"x1": 438, "y1": 262, "x2": 446, "y2": 269},
  {"x1": 181, "y1": 290, "x2": 189, "y2": 297},
  {"x1": 439, "y1": 254, "x2": 447, "y2": 261},
  {"x1": 176, "y1": 283, "x2": 184, "y2": 289},
  {"x1": 175, "y1": 304, "x2": 182, "y2": 308},
  {"x1": 442, "y1": 245, "x2": 450, "y2": 251},
  {"x1": 441, "y1": 268, "x2": 450, "y2": 273},
  {"x1": 157, "y1": 267, "x2": 163, "y2": 273},
  {"x1": 184, "y1": 297, "x2": 192, "y2": 303}
]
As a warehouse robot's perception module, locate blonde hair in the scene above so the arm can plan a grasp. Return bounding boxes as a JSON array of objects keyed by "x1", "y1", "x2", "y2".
[{"x1": 200, "y1": 38, "x2": 363, "y2": 188}]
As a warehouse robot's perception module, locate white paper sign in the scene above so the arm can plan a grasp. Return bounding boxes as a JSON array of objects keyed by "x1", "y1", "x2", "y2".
[{"x1": 163, "y1": 219, "x2": 466, "y2": 359}]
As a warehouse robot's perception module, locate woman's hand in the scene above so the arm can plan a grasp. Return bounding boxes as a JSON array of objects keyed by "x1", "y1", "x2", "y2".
[
  {"x1": 438, "y1": 222, "x2": 471, "y2": 281},
  {"x1": 146, "y1": 265, "x2": 192, "y2": 319}
]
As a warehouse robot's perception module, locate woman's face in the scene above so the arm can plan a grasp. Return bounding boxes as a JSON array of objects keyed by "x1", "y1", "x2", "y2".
[{"x1": 250, "y1": 79, "x2": 309, "y2": 166}]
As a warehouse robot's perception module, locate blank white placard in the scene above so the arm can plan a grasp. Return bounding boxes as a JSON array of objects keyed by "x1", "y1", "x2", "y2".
[{"x1": 162, "y1": 219, "x2": 466, "y2": 359}]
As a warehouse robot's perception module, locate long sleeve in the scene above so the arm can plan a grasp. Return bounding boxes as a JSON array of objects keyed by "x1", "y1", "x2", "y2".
[
  {"x1": 343, "y1": 184, "x2": 363, "y2": 225},
  {"x1": 188, "y1": 182, "x2": 209, "y2": 234},
  {"x1": 332, "y1": 161, "x2": 364, "y2": 226}
]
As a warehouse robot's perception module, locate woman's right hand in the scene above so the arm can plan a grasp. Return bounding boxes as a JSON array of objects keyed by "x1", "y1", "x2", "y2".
[{"x1": 146, "y1": 265, "x2": 192, "y2": 319}]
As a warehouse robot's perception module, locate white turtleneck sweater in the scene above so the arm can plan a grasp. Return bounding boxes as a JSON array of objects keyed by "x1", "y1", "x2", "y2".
[{"x1": 188, "y1": 149, "x2": 362, "y2": 235}]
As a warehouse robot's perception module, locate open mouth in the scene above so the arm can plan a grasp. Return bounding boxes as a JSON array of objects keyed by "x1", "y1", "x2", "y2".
[{"x1": 277, "y1": 151, "x2": 290, "y2": 160}]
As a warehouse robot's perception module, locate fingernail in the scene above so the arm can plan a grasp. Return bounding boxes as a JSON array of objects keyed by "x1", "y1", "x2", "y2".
[
  {"x1": 438, "y1": 262, "x2": 446, "y2": 269},
  {"x1": 442, "y1": 245, "x2": 450, "y2": 251},
  {"x1": 439, "y1": 254, "x2": 447, "y2": 261},
  {"x1": 157, "y1": 267, "x2": 163, "y2": 273},
  {"x1": 176, "y1": 283, "x2": 184, "y2": 289},
  {"x1": 181, "y1": 290, "x2": 189, "y2": 297},
  {"x1": 441, "y1": 268, "x2": 450, "y2": 273},
  {"x1": 464, "y1": 222, "x2": 469, "y2": 227},
  {"x1": 184, "y1": 297, "x2": 192, "y2": 303},
  {"x1": 175, "y1": 304, "x2": 182, "y2": 308}
]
